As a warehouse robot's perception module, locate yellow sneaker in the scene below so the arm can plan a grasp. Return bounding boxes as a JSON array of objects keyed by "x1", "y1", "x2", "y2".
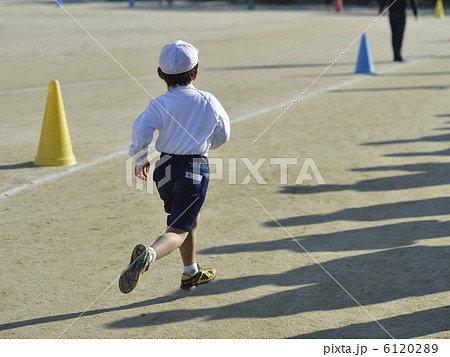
[
  {"x1": 118, "y1": 244, "x2": 150, "y2": 294},
  {"x1": 180, "y1": 265, "x2": 216, "y2": 291}
]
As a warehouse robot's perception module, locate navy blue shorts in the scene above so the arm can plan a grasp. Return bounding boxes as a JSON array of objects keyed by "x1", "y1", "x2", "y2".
[{"x1": 153, "y1": 153, "x2": 210, "y2": 231}]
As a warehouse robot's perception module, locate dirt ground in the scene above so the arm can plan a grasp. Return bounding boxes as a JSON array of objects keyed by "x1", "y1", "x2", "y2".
[{"x1": 0, "y1": 0, "x2": 449, "y2": 342}]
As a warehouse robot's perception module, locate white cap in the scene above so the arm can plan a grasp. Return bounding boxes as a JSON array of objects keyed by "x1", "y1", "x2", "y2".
[{"x1": 159, "y1": 40, "x2": 199, "y2": 75}]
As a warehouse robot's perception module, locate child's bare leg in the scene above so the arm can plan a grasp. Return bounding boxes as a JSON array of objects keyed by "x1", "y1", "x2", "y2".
[
  {"x1": 179, "y1": 216, "x2": 199, "y2": 266},
  {"x1": 150, "y1": 227, "x2": 189, "y2": 260}
]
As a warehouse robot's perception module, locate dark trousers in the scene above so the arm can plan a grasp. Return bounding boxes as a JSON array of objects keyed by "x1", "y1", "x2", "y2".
[{"x1": 389, "y1": 12, "x2": 406, "y2": 61}]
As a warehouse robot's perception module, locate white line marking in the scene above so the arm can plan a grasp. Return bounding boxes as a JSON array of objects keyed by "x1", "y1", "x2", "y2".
[
  {"x1": 230, "y1": 57, "x2": 417, "y2": 125},
  {"x1": 231, "y1": 76, "x2": 366, "y2": 124},
  {"x1": 0, "y1": 150, "x2": 126, "y2": 199},
  {"x1": 0, "y1": 75, "x2": 158, "y2": 95},
  {"x1": 0, "y1": 53, "x2": 442, "y2": 201}
]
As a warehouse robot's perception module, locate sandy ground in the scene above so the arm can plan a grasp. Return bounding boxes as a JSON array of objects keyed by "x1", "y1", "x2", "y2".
[{"x1": 0, "y1": 0, "x2": 449, "y2": 342}]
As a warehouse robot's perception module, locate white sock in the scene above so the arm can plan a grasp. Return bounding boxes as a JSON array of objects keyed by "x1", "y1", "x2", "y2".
[
  {"x1": 183, "y1": 262, "x2": 198, "y2": 277},
  {"x1": 148, "y1": 247, "x2": 156, "y2": 263}
]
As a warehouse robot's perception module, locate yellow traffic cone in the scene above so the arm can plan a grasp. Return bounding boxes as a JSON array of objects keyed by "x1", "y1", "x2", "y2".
[
  {"x1": 435, "y1": 0, "x2": 445, "y2": 19},
  {"x1": 34, "y1": 80, "x2": 76, "y2": 166}
]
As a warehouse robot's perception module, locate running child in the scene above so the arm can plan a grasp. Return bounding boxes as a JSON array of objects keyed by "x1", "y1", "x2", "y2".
[{"x1": 119, "y1": 40, "x2": 230, "y2": 293}]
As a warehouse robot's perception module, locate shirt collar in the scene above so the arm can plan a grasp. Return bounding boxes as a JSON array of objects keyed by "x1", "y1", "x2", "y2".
[{"x1": 170, "y1": 83, "x2": 196, "y2": 91}]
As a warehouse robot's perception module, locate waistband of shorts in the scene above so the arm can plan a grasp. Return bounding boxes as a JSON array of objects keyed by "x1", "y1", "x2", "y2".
[{"x1": 160, "y1": 152, "x2": 207, "y2": 159}]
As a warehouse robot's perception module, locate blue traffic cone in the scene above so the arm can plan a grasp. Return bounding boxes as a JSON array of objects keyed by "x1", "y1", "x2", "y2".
[{"x1": 355, "y1": 33, "x2": 376, "y2": 75}]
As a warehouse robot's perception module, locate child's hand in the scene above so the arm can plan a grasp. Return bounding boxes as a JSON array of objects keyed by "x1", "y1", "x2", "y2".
[{"x1": 135, "y1": 162, "x2": 150, "y2": 181}]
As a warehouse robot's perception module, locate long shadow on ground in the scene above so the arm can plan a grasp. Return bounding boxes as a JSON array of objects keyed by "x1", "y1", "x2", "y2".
[
  {"x1": 105, "y1": 245, "x2": 449, "y2": 338},
  {"x1": 290, "y1": 306, "x2": 450, "y2": 339}
]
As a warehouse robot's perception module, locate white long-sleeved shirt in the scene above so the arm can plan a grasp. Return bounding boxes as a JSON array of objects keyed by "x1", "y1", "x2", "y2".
[{"x1": 129, "y1": 84, "x2": 230, "y2": 162}]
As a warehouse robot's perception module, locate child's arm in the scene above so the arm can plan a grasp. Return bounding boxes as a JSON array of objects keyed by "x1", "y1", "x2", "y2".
[
  {"x1": 209, "y1": 97, "x2": 230, "y2": 150},
  {"x1": 129, "y1": 102, "x2": 161, "y2": 177}
]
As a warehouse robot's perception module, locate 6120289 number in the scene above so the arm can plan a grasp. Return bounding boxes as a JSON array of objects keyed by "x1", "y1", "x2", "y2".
[{"x1": 383, "y1": 344, "x2": 438, "y2": 354}]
